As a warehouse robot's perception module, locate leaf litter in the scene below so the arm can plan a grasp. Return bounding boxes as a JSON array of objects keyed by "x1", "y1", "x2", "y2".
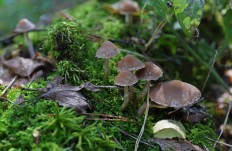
[
  {"x1": 0, "y1": 54, "x2": 54, "y2": 86},
  {"x1": 18, "y1": 77, "x2": 101, "y2": 113}
]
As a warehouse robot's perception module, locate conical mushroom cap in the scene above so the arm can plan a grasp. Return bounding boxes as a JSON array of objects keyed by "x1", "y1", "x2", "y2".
[
  {"x1": 117, "y1": 55, "x2": 145, "y2": 71},
  {"x1": 136, "y1": 62, "x2": 163, "y2": 81},
  {"x1": 114, "y1": 71, "x2": 138, "y2": 86},
  {"x1": 149, "y1": 80, "x2": 201, "y2": 108},
  {"x1": 96, "y1": 41, "x2": 118, "y2": 59},
  {"x1": 14, "y1": 19, "x2": 36, "y2": 33}
]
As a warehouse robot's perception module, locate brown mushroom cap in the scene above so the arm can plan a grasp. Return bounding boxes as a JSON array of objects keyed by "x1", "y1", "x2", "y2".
[
  {"x1": 109, "y1": 0, "x2": 140, "y2": 14},
  {"x1": 114, "y1": 71, "x2": 138, "y2": 86},
  {"x1": 149, "y1": 80, "x2": 201, "y2": 108},
  {"x1": 117, "y1": 55, "x2": 145, "y2": 71},
  {"x1": 14, "y1": 19, "x2": 36, "y2": 33},
  {"x1": 136, "y1": 62, "x2": 163, "y2": 81},
  {"x1": 119, "y1": 0, "x2": 140, "y2": 15},
  {"x1": 96, "y1": 41, "x2": 118, "y2": 59}
]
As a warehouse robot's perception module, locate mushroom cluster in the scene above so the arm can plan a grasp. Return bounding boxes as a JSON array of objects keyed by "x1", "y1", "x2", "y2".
[
  {"x1": 115, "y1": 54, "x2": 145, "y2": 110},
  {"x1": 95, "y1": 40, "x2": 201, "y2": 114}
]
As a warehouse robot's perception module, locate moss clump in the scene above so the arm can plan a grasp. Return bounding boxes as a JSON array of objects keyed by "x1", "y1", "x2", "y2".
[
  {"x1": 56, "y1": 60, "x2": 86, "y2": 85},
  {"x1": 43, "y1": 20, "x2": 90, "y2": 63},
  {"x1": 187, "y1": 123, "x2": 217, "y2": 150}
]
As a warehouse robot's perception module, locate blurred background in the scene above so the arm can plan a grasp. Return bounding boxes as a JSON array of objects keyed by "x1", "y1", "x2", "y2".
[{"x1": 0, "y1": 0, "x2": 84, "y2": 37}]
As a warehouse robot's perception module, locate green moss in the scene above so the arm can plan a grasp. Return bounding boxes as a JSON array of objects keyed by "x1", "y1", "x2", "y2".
[
  {"x1": 187, "y1": 123, "x2": 217, "y2": 150},
  {"x1": 43, "y1": 20, "x2": 90, "y2": 63},
  {"x1": 56, "y1": 60, "x2": 86, "y2": 85}
]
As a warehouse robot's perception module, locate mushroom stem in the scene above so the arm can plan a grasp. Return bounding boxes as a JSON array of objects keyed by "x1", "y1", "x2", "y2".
[
  {"x1": 24, "y1": 33, "x2": 35, "y2": 58},
  {"x1": 125, "y1": 14, "x2": 132, "y2": 24},
  {"x1": 104, "y1": 59, "x2": 110, "y2": 81},
  {"x1": 121, "y1": 86, "x2": 129, "y2": 111},
  {"x1": 136, "y1": 80, "x2": 151, "y2": 102},
  {"x1": 138, "y1": 101, "x2": 166, "y2": 116}
]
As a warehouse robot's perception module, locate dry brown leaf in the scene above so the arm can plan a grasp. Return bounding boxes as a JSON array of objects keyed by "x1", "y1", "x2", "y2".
[
  {"x1": 41, "y1": 90, "x2": 90, "y2": 114},
  {"x1": 40, "y1": 78, "x2": 101, "y2": 113},
  {"x1": 3, "y1": 57, "x2": 44, "y2": 77},
  {"x1": 152, "y1": 138, "x2": 205, "y2": 151}
]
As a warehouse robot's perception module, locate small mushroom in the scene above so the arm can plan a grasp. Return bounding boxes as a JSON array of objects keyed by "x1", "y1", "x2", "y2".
[
  {"x1": 138, "y1": 80, "x2": 201, "y2": 115},
  {"x1": 135, "y1": 62, "x2": 163, "y2": 102},
  {"x1": 117, "y1": 54, "x2": 144, "y2": 100},
  {"x1": 14, "y1": 19, "x2": 36, "y2": 58},
  {"x1": 118, "y1": 0, "x2": 140, "y2": 24},
  {"x1": 114, "y1": 71, "x2": 138, "y2": 111},
  {"x1": 117, "y1": 54, "x2": 145, "y2": 72},
  {"x1": 96, "y1": 41, "x2": 118, "y2": 81}
]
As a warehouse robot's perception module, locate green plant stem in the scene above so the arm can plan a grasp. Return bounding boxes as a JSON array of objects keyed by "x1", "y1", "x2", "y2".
[{"x1": 174, "y1": 31, "x2": 232, "y2": 95}]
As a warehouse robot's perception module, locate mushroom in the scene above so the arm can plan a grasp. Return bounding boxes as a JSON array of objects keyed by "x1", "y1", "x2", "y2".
[
  {"x1": 117, "y1": 54, "x2": 144, "y2": 100},
  {"x1": 138, "y1": 80, "x2": 201, "y2": 115},
  {"x1": 135, "y1": 62, "x2": 163, "y2": 102},
  {"x1": 14, "y1": 18, "x2": 36, "y2": 58},
  {"x1": 104, "y1": 0, "x2": 140, "y2": 24},
  {"x1": 96, "y1": 41, "x2": 118, "y2": 81},
  {"x1": 114, "y1": 71, "x2": 138, "y2": 111},
  {"x1": 117, "y1": 54, "x2": 145, "y2": 72},
  {"x1": 118, "y1": 0, "x2": 140, "y2": 24}
]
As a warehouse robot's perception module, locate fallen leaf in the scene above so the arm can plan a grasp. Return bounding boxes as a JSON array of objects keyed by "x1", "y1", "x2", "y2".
[
  {"x1": 152, "y1": 138, "x2": 205, "y2": 151},
  {"x1": 3, "y1": 57, "x2": 44, "y2": 77},
  {"x1": 153, "y1": 119, "x2": 187, "y2": 139},
  {"x1": 42, "y1": 90, "x2": 90, "y2": 114},
  {"x1": 40, "y1": 78, "x2": 100, "y2": 113}
]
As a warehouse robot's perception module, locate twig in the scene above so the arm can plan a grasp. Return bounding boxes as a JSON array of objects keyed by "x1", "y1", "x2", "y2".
[
  {"x1": 0, "y1": 29, "x2": 47, "y2": 45},
  {"x1": 214, "y1": 100, "x2": 232, "y2": 147},
  {"x1": 84, "y1": 113, "x2": 128, "y2": 120},
  {"x1": 119, "y1": 48, "x2": 147, "y2": 59},
  {"x1": 201, "y1": 50, "x2": 218, "y2": 93},
  {"x1": 205, "y1": 136, "x2": 232, "y2": 148},
  {"x1": 95, "y1": 85, "x2": 118, "y2": 89},
  {"x1": 134, "y1": 87, "x2": 150, "y2": 151},
  {"x1": 86, "y1": 118, "x2": 134, "y2": 122},
  {"x1": 144, "y1": 20, "x2": 167, "y2": 52},
  {"x1": 119, "y1": 129, "x2": 155, "y2": 148},
  {"x1": 113, "y1": 137, "x2": 126, "y2": 151},
  {"x1": 1, "y1": 75, "x2": 18, "y2": 96},
  {"x1": 21, "y1": 87, "x2": 47, "y2": 93},
  {"x1": 0, "y1": 96, "x2": 14, "y2": 103}
]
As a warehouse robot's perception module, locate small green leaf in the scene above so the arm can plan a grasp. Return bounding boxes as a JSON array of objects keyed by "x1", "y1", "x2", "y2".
[
  {"x1": 173, "y1": 0, "x2": 204, "y2": 36},
  {"x1": 153, "y1": 119, "x2": 187, "y2": 139},
  {"x1": 223, "y1": 10, "x2": 232, "y2": 45}
]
